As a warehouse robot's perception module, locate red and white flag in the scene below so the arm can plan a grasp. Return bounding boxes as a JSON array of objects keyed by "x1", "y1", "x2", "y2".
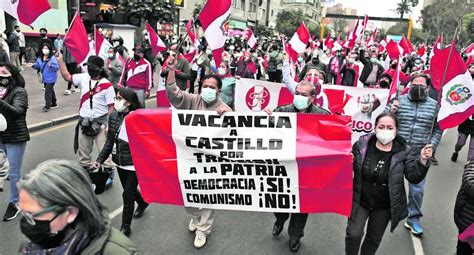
[
  {"x1": 247, "y1": 28, "x2": 257, "y2": 49},
  {"x1": 418, "y1": 45, "x2": 427, "y2": 62},
  {"x1": 198, "y1": 0, "x2": 232, "y2": 67},
  {"x1": 385, "y1": 39, "x2": 403, "y2": 59},
  {"x1": 95, "y1": 28, "x2": 125, "y2": 66},
  {"x1": 186, "y1": 19, "x2": 200, "y2": 48},
  {"x1": 432, "y1": 41, "x2": 474, "y2": 130},
  {"x1": 146, "y1": 22, "x2": 166, "y2": 56},
  {"x1": 367, "y1": 27, "x2": 378, "y2": 46},
  {"x1": 464, "y1": 43, "x2": 474, "y2": 67},
  {"x1": 387, "y1": 57, "x2": 401, "y2": 104},
  {"x1": 399, "y1": 37, "x2": 414, "y2": 56},
  {"x1": 323, "y1": 34, "x2": 334, "y2": 51},
  {"x1": 125, "y1": 109, "x2": 353, "y2": 215},
  {"x1": 64, "y1": 12, "x2": 89, "y2": 64},
  {"x1": 286, "y1": 23, "x2": 310, "y2": 62},
  {"x1": 0, "y1": 0, "x2": 50, "y2": 26}
]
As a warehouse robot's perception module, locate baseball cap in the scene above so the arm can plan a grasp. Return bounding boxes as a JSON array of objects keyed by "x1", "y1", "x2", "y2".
[{"x1": 82, "y1": 55, "x2": 104, "y2": 68}]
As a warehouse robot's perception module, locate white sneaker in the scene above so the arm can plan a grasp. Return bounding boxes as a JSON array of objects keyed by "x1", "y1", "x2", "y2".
[
  {"x1": 64, "y1": 90, "x2": 71, "y2": 95},
  {"x1": 193, "y1": 233, "x2": 206, "y2": 249},
  {"x1": 73, "y1": 88, "x2": 81, "y2": 93},
  {"x1": 188, "y1": 218, "x2": 197, "y2": 232}
]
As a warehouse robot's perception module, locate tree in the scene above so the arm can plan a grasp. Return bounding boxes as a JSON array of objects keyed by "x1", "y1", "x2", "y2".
[
  {"x1": 275, "y1": 10, "x2": 305, "y2": 37},
  {"x1": 115, "y1": 0, "x2": 177, "y2": 30},
  {"x1": 255, "y1": 24, "x2": 273, "y2": 38},
  {"x1": 462, "y1": 12, "x2": 474, "y2": 43},
  {"x1": 394, "y1": 0, "x2": 419, "y2": 19},
  {"x1": 386, "y1": 22, "x2": 409, "y2": 36}
]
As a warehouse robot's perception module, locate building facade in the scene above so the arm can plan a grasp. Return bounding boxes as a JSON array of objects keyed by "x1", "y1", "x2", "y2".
[{"x1": 280, "y1": 0, "x2": 323, "y2": 25}]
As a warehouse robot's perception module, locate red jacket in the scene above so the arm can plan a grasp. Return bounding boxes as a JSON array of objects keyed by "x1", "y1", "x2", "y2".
[{"x1": 120, "y1": 58, "x2": 152, "y2": 92}]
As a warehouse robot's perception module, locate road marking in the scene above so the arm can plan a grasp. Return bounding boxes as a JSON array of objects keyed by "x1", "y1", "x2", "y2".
[
  {"x1": 410, "y1": 234, "x2": 425, "y2": 255},
  {"x1": 109, "y1": 206, "x2": 124, "y2": 219},
  {"x1": 30, "y1": 121, "x2": 76, "y2": 137}
]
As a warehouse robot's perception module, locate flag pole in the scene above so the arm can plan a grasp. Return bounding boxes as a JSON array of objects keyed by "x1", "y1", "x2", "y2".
[
  {"x1": 176, "y1": 3, "x2": 205, "y2": 53},
  {"x1": 426, "y1": 28, "x2": 458, "y2": 142}
]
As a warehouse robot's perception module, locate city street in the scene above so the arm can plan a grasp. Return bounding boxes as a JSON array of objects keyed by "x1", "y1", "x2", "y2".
[{"x1": 0, "y1": 98, "x2": 464, "y2": 254}]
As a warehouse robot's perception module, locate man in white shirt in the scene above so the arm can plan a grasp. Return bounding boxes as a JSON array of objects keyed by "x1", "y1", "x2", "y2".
[{"x1": 57, "y1": 54, "x2": 116, "y2": 192}]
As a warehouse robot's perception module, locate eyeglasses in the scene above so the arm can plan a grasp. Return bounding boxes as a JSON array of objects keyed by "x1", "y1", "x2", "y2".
[{"x1": 21, "y1": 205, "x2": 66, "y2": 226}]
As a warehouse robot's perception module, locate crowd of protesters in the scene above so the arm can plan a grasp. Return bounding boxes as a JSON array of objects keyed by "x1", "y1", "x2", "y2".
[{"x1": 0, "y1": 21, "x2": 472, "y2": 255}]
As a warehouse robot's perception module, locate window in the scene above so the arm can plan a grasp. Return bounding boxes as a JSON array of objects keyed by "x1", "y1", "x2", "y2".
[
  {"x1": 271, "y1": 10, "x2": 274, "y2": 16},
  {"x1": 241, "y1": 0, "x2": 246, "y2": 10}
]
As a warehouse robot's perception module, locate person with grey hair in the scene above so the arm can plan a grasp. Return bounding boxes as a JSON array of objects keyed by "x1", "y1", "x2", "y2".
[
  {"x1": 17, "y1": 159, "x2": 142, "y2": 254},
  {"x1": 264, "y1": 80, "x2": 330, "y2": 252}
]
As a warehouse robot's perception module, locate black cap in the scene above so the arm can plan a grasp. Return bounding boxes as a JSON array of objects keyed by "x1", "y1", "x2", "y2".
[{"x1": 82, "y1": 55, "x2": 104, "y2": 68}]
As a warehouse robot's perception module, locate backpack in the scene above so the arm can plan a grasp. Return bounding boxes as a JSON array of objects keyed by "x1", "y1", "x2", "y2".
[{"x1": 267, "y1": 52, "x2": 278, "y2": 72}]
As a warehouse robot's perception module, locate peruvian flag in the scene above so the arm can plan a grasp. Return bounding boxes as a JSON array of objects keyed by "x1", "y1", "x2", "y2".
[
  {"x1": 399, "y1": 37, "x2": 414, "y2": 56},
  {"x1": 432, "y1": 41, "x2": 474, "y2": 130},
  {"x1": 418, "y1": 45, "x2": 427, "y2": 62},
  {"x1": 95, "y1": 28, "x2": 125, "y2": 66},
  {"x1": 432, "y1": 36, "x2": 443, "y2": 56},
  {"x1": 387, "y1": 57, "x2": 401, "y2": 105},
  {"x1": 0, "y1": 0, "x2": 50, "y2": 26},
  {"x1": 367, "y1": 27, "x2": 378, "y2": 46},
  {"x1": 323, "y1": 34, "x2": 334, "y2": 50},
  {"x1": 286, "y1": 23, "x2": 310, "y2": 62},
  {"x1": 247, "y1": 28, "x2": 257, "y2": 49},
  {"x1": 64, "y1": 12, "x2": 89, "y2": 64},
  {"x1": 198, "y1": 0, "x2": 232, "y2": 67},
  {"x1": 378, "y1": 38, "x2": 387, "y2": 54},
  {"x1": 385, "y1": 39, "x2": 403, "y2": 59},
  {"x1": 125, "y1": 109, "x2": 353, "y2": 215},
  {"x1": 186, "y1": 19, "x2": 200, "y2": 48},
  {"x1": 146, "y1": 22, "x2": 166, "y2": 56}
]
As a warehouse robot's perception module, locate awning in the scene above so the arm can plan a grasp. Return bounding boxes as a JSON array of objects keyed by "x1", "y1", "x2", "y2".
[{"x1": 229, "y1": 19, "x2": 247, "y2": 30}]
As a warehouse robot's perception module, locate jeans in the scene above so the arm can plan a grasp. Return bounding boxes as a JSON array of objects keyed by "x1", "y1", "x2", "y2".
[
  {"x1": 44, "y1": 83, "x2": 57, "y2": 108},
  {"x1": 19, "y1": 47, "x2": 25, "y2": 65},
  {"x1": 0, "y1": 142, "x2": 27, "y2": 204},
  {"x1": 345, "y1": 205, "x2": 391, "y2": 255},
  {"x1": 117, "y1": 167, "x2": 147, "y2": 227},
  {"x1": 10, "y1": 52, "x2": 20, "y2": 69},
  {"x1": 133, "y1": 89, "x2": 146, "y2": 109},
  {"x1": 408, "y1": 178, "x2": 426, "y2": 224},
  {"x1": 274, "y1": 213, "x2": 309, "y2": 240},
  {"x1": 455, "y1": 132, "x2": 474, "y2": 161}
]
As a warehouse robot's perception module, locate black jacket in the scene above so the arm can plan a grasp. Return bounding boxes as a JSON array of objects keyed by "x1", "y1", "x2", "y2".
[
  {"x1": 274, "y1": 104, "x2": 331, "y2": 114},
  {"x1": 352, "y1": 133, "x2": 429, "y2": 232},
  {"x1": 0, "y1": 86, "x2": 29, "y2": 143},
  {"x1": 458, "y1": 117, "x2": 474, "y2": 135},
  {"x1": 96, "y1": 111, "x2": 133, "y2": 166},
  {"x1": 358, "y1": 49, "x2": 384, "y2": 85},
  {"x1": 340, "y1": 64, "x2": 357, "y2": 86},
  {"x1": 455, "y1": 161, "x2": 474, "y2": 233}
]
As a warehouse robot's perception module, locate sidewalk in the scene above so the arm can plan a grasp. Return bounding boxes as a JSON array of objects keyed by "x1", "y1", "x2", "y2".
[{"x1": 20, "y1": 67, "x2": 157, "y2": 132}]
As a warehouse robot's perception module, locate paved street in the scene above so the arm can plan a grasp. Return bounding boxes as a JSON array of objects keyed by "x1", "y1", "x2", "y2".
[{"x1": 0, "y1": 98, "x2": 465, "y2": 254}]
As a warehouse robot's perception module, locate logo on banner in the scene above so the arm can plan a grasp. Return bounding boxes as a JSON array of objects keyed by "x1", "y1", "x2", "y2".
[
  {"x1": 446, "y1": 84, "x2": 471, "y2": 105},
  {"x1": 352, "y1": 94, "x2": 381, "y2": 133},
  {"x1": 246, "y1": 85, "x2": 270, "y2": 111}
]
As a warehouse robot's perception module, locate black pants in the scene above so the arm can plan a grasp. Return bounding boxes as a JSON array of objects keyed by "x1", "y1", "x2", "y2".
[
  {"x1": 117, "y1": 167, "x2": 148, "y2": 227},
  {"x1": 274, "y1": 213, "x2": 309, "y2": 240},
  {"x1": 19, "y1": 47, "x2": 25, "y2": 65},
  {"x1": 66, "y1": 63, "x2": 79, "y2": 90},
  {"x1": 189, "y1": 70, "x2": 198, "y2": 94},
  {"x1": 457, "y1": 239, "x2": 473, "y2": 255},
  {"x1": 268, "y1": 71, "x2": 282, "y2": 83},
  {"x1": 345, "y1": 205, "x2": 391, "y2": 255},
  {"x1": 44, "y1": 83, "x2": 57, "y2": 108}
]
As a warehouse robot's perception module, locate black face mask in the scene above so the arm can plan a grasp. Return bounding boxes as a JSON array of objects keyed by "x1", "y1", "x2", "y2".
[
  {"x1": 379, "y1": 80, "x2": 390, "y2": 88},
  {"x1": 40, "y1": 33, "x2": 47, "y2": 37},
  {"x1": 20, "y1": 216, "x2": 67, "y2": 249},
  {"x1": 133, "y1": 54, "x2": 141, "y2": 61},
  {"x1": 0, "y1": 76, "x2": 12, "y2": 87},
  {"x1": 88, "y1": 68, "x2": 101, "y2": 78},
  {"x1": 391, "y1": 64, "x2": 397, "y2": 69},
  {"x1": 409, "y1": 85, "x2": 427, "y2": 102},
  {"x1": 312, "y1": 58, "x2": 319, "y2": 65}
]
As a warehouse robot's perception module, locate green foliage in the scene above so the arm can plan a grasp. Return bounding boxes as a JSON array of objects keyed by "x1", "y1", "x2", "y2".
[
  {"x1": 255, "y1": 24, "x2": 273, "y2": 38},
  {"x1": 386, "y1": 22, "x2": 409, "y2": 36},
  {"x1": 275, "y1": 10, "x2": 306, "y2": 37},
  {"x1": 463, "y1": 13, "x2": 474, "y2": 42},
  {"x1": 394, "y1": 0, "x2": 419, "y2": 19},
  {"x1": 115, "y1": 0, "x2": 177, "y2": 26}
]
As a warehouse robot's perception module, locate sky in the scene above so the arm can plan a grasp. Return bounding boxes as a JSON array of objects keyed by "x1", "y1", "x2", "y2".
[{"x1": 330, "y1": 0, "x2": 424, "y2": 29}]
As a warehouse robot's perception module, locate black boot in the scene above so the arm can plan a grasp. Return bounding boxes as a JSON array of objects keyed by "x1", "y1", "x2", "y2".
[
  {"x1": 121, "y1": 205, "x2": 134, "y2": 236},
  {"x1": 289, "y1": 238, "x2": 301, "y2": 252},
  {"x1": 120, "y1": 225, "x2": 131, "y2": 237},
  {"x1": 451, "y1": 152, "x2": 459, "y2": 162},
  {"x1": 134, "y1": 192, "x2": 149, "y2": 219}
]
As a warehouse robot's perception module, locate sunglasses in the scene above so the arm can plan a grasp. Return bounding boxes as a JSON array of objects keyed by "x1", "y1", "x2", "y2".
[{"x1": 21, "y1": 205, "x2": 66, "y2": 226}]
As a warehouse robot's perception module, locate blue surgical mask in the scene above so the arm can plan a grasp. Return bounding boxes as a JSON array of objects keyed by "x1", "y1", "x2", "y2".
[
  {"x1": 297, "y1": 57, "x2": 304, "y2": 63},
  {"x1": 200, "y1": 87, "x2": 217, "y2": 103},
  {"x1": 293, "y1": 95, "x2": 310, "y2": 110},
  {"x1": 370, "y1": 57, "x2": 377, "y2": 63}
]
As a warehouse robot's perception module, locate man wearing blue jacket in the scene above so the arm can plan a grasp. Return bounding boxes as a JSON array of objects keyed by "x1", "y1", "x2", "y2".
[{"x1": 387, "y1": 73, "x2": 442, "y2": 236}]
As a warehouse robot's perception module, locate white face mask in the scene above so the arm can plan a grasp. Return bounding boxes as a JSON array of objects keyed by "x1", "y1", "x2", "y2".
[
  {"x1": 113, "y1": 41, "x2": 120, "y2": 47},
  {"x1": 42, "y1": 49, "x2": 50, "y2": 56},
  {"x1": 217, "y1": 67, "x2": 226, "y2": 76},
  {"x1": 200, "y1": 87, "x2": 217, "y2": 103},
  {"x1": 375, "y1": 129, "x2": 396, "y2": 145},
  {"x1": 114, "y1": 99, "x2": 128, "y2": 112}
]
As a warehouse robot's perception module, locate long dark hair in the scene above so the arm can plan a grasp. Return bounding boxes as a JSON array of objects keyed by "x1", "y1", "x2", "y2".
[
  {"x1": 117, "y1": 87, "x2": 143, "y2": 111},
  {"x1": 0, "y1": 62, "x2": 25, "y2": 88},
  {"x1": 39, "y1": 43, "x2": 54, "y2": 59}
]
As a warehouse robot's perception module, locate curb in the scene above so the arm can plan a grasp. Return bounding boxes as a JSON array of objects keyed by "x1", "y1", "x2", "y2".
[{"x1": 27, "y1": 93, "x2": 157, "y2": 133}]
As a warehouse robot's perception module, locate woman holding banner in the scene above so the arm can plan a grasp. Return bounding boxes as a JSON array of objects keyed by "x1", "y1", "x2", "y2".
[
  {"x1": 92, "y1": 87, "x2": 148, "y2": 237},
  {"x1": 345, "y1": 112, "x2": 433, "y2": 255}
]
